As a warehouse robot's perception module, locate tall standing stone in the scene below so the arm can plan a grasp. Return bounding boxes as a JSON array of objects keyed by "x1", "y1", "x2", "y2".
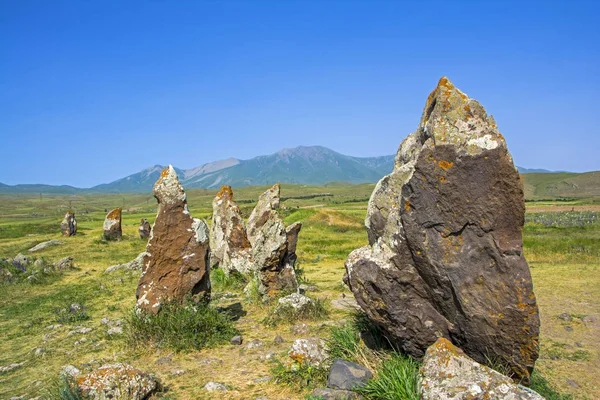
[
  {"x1": 210, "y1": 186, "x2": 253, "y2": 274},
  {"x1": 247, "y1": 184, "x2": 300, "y2": 296},
  {"x1": 136, "y1": 166, "x2": 211, "y2": 313},
  {"x1": 60, "y1": 211, "x2": 77, "y2": 236},
  {"x1": 139, "y1": 218, "x2": 151, "y2": 239},
  {"x1": 344, "y1": 77, "x2": 539, "y2": 383},
  {"x1": 103, "y1": 208, "x2": 122, "y2": 240}
]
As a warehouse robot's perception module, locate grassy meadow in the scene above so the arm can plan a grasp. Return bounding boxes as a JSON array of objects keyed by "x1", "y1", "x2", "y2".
[{"x1": 0, "y1": 183, "x2": 599, "y2": 399}]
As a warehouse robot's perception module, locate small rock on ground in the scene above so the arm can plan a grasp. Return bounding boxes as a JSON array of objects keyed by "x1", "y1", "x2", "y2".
[
  {"x1": 312, "y1": 388, "x2": 364, "y2": 400},
  {"x1": 230, "y1": 335, "x2": 243, "y2": 345},
  {"x1": 327, "y1": 359, "x2": 372, "y2": 390},
  {"x1": 205, "y1": 382, "x2": 228, "y2": 391}
]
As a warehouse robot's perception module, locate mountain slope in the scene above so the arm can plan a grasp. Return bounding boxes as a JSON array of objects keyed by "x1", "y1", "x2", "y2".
[{"x1": 90, "y1": 165, "x2": 185, "y2": 193}]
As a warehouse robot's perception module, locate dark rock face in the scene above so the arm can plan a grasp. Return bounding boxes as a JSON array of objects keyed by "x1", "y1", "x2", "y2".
[
  {"x1": 344, "y1": 77, "x2": 539, "y2": 383},
  {"x1": 60, "y1": 211, "x2": 77, "y2": 236},
  {"x1": 247, "y1": 184, "x2": 301, "y2": 296},
  {"x1": 139, "y1": 218, "x2": 151, "y2": 239},
  {"x1": 103, "y1": 208, "x2": 122, "y2": 240},
  {"x1": 210, "y1": 186, "x2": 253, "y2": 274},
  {"x1": 327, "y1": 359, "x2": 373, "y2": 390},
  {"x1": 136, "y1": 166, "x2": 211, "y2": 313}
]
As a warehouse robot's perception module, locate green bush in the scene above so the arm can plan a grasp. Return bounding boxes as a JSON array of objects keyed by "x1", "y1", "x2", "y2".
[
  {"x1": 356, "y1": 353, "x2": 420, "y2": 400},
  {"x1": 125, "y1": 299, "x2": 238, "y2": 352}
]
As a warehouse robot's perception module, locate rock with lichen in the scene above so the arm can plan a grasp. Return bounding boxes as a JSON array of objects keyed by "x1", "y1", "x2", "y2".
[
  {"x1": 420, "y1": 338, "x2": 544, "y2": 399},
  {"x1": 136, "y1": 166, "x2": 211, "y2": 313},
  {"x1": 103, "y1": 208, "x2": 122, "y2": 240},
  {"x1": 76, "y1": 363, "x2": 159, "y2": 400},
  {"x1": 344, "y1": 77, "x2": 540, "y2": 384},
  {"x1": 60, "y1": 211, "x2": 77, "y2": 236},
  {"x1": 210, "y1": 185, "x2": 254, "y2": 274}
]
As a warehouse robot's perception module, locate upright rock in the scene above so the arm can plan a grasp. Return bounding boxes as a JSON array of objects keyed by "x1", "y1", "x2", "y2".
[
  {"x1": 210, "y1": 186, "x2": 253, "y2": 274},
  {"x1": 247, "y1": 184, "x2": 300, "y2": 296},
  {"x1": 136, "y1": 166, "x2": 211, "y2": 313},
  {"x1": 139, "y1": 218, "x2": 151, "y2": 239},
  {"x1": 344, "y1": 77, "x2": 539, "y2": 383},
  {"x1": 103, "y1": 208, "x2": 122, "y2": 240},
  {"x1": 60, "y1": 211, "x2": 77, "y2": 236}
]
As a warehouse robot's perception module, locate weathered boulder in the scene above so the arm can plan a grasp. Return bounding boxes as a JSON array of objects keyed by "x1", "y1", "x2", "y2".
[
  {"x1": 105, "y1": 252, "x2": 148, "y2": 273},
  {"x1": 139, "y1": 218, "x2": 151, "y2": 239},
  {"x1": 60, "y1": 211, "x2": 77, "y2": 236},
  {"x1": 29, "y1": 240, "x2": 63, "y2": 252},
  {"x1": 327, "y1": 359, "x2": 373, "y2": 390},
  {"x1": 288, "y1": 338, "x2": 329, "y2": 368},
  {"x1": 136, "y1": 166, "x2": 211, "y2": 313},
  {"x1": 76, "y1": 363, "x2": 159, "y2": 400},
  {"x1": 344, "y1": 77, "x2": 539, "y2": 383},
  {"x1": 420, "y1": 338, "x2": 544, "y2": 399},
  {"x1": 247, "y1": 184, "x2": 301, "y2": 295},
  {"x1": 210, "y1": 185, "x2": 253, "y2": 274},
  {"x1": 103, "y1": 208, "x2": 122, "y2": 240},
  {"x1": 54, "y1": 256, "x2": 74, "y2": 271}
]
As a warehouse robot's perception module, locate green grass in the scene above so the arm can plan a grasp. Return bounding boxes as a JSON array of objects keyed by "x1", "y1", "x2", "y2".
[
  {"x1": 125, "y1": 299, "x2": 238, "y2": 352},
  {"x1": 530, "y1": 370, "x2": 573, "y2": 400},
  {"x1": 264, "y1": 295, "x2": 329, "y2": 326},
  {"x1": 210, "y1": 268, "x2": 248, "y2": 292},
  {"x1": 355, "y1": 353, "x2": 420, "y2": 400},
  {"x1": 271, "y1": 359, "x2": 328, "y2": 390}
]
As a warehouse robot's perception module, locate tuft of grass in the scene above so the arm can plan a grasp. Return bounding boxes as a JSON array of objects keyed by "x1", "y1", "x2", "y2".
[
  {"x1": 271, "y1": 359, "x2": 328, "y2": 390},
  {"x1": 264, "y1": 295, "x2": 328, "y2": 326},
  {"x1": 210, "y1": 268, "x2": 248, "y2": 292},
  {"x1": 355, "y1": 353, "x2": 420, "y2": 400},
  {"x1": 125, "y1": 299, "x2": 238, "y2": 352},
  {"x1": 42, "y1": 374, "x2": 84, "y2": 400},
  {"x1": 529, "y1": 370, "x2": 573, "y2": 400},
  {"x1": 55, "y1": 303, "x2": 90, "y2": 324},
  {"x1": 328, "y1": 322, "x2": 361, "y2": 362}
]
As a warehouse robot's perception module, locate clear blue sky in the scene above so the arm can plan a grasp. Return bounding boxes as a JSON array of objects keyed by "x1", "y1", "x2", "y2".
[{"x1": 1, "y1": 0, "x2": 598, "y2": 187}]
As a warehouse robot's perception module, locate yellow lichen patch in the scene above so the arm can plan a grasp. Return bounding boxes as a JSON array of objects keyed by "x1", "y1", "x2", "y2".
[
  {"x1": 106, "y1": 208, "x2": 121, "y2": 220},
  {"x1": 404, "y1": 201, "x2": 412, "y2": 212},
  {"x1": 160, "y1": 167, "x2": 170, "y2": 178},
  {"x1": 216, "y1": 185, "x2": 234, "y2": 200},
  {"x1": 438, "y1": 160, "x2": 454, "y2": 171}
]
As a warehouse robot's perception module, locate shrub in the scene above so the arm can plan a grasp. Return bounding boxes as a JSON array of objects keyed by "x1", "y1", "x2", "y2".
[
  {"x1": 125, "y1": 299, "x2": 238, "y2": 352},
  {"x1": 355, "y1": 353, "x2": 420, "y2": 400}
]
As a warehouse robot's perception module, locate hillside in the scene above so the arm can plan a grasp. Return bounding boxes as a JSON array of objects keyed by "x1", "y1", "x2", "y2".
[{"x1": 522, "y1": 171, "x2": 600, "y2": 200}]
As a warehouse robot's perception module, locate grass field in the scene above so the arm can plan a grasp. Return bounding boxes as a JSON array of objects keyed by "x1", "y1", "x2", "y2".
[{"x1": 0, "y1": 183, "x2": 598, "y2": 399}]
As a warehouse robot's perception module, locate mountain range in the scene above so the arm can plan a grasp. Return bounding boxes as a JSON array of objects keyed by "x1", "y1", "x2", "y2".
[{"x1": 0, "y1": 145, "x2": 565, "y2": 194}]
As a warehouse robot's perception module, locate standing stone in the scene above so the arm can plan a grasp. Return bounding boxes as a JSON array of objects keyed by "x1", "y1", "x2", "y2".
[
  {"x1": 247, "y1": 184, "x2": 300, "y2": 296},
  {"x1": 136, "y1": 166, "x2": 211, "y2": 313},
  {"x1": 103, "y1": 208, "x2": 122, "y2": 241},
  {"x1": 344, "y1": 77, "x2": 539, "y2": 383},
  {"x1": 210, "y1": 186, "x2": 253, "y2": 274},
  {"x1": 60, "y1": 211, "x2": 77, "y2": 236},
  {"x1": 139, "y1": 218, "x2": 151, "y2": 239}
]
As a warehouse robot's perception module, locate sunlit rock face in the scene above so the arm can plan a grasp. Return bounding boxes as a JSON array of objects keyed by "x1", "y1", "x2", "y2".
[
  {"x1": 103, "y1": 208, "x2": 122, "y2": 240},
  {"x1": 344, "y1": 77, "x2": 539, "y2": 383},
  {"x1": 136, "y1": 165, "x2": 210, "y2": 313}
]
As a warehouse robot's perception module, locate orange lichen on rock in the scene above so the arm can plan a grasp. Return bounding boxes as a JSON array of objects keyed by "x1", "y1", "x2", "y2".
[
  {"x1": 438, "y1": 160, "x2": 454, "y2": 171},
  {"x1": 106, "y1": 208, "x2": 121, "y2": 220},
  {"x1": 216, "y1": 185, "x2": 234, "y2": 200}
]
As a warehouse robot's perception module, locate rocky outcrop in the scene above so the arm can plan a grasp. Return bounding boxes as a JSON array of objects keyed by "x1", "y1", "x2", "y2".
[
  {"x1": 420, "y1": 338, "x2": 544, "y2": 399},
  {"x1": 136, "y1": 166, "x2": 211, "y2": 313},
  {"x1": 139, "y1": 218, "x2": 151, "y2": 239},
  {"x1": 60, "y1": 211, "x2": 77, "y2": 236},
  {"x1": 210, "y1": 185, "x2": 253, "y2": 274},
  {"x1": 103, "y1": 208, "x2": 122, "y2": 240},
  {"x1": 247, "y1": 184, "x2": 301, "y2": 295},
  {"x1": 76, "y1": 363, "x2": 159, "y2": 400},
  {"x1": 344, "y1": 77, "x2": 539, "y2": 383}
]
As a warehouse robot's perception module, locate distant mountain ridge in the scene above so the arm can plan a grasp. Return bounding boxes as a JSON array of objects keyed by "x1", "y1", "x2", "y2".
[{"x1": 0, "y1": 145, "x2": 574, "y2": 194}]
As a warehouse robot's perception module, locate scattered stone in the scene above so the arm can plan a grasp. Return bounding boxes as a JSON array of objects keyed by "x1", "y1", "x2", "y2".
[
  {"x1": 288, "y1": 338, "x2": 329, "y2": 368},
  {"x1": 344, "y1": 77, "x2": 540, "y2": 383},
  {"x1": 230, "y1": 335, "x2": 243, "y2": 345},
  {"x1": 327, "y1": 359, "x2": 372, "y2": 390},
  {"x1": 330, "y1": 297, "x2": 360, "y2": 311},
  {"x1": 12, "y1": 253, "x2": 30, "y2": 271},
  {"x1": 33, "y1": 347, "x2": 45, "y2": 357},
  {"x1": 105, "y1": 252, "x2": 148, "y2": 273},
  {"x1": 276, "y1": 293, "x2": 313, "y2": 313},
  {"x1": 273, "y1": 334, "x2": 285, "y2": 344},
  {"x1": 204, "y1": 381, "x2": 228, "y2": 391},
  {"x1": 61, "y1": 211, "x2": 77, "y2": 236},
  {"x1": 247, "y1": 184, "x2": 301, "y2": 296},
  {"x1": 311, "y1": 388, "x2": 363, "y2": 400},
  {"x1": 210, "y1": 185, "x2": 254, "y2": 274},
  {"x1": 67, "y1": 327, "x2": 92, "y2": 336},
  {"x1": 29, "y1": 240, "x2": 63, "y2": 252},
  {"x1": 107, "y1": 327, "x2": 123, "y2": 335},
  {"x1": 420, "y1": 338, "x2": 544, "y2": 400},
  {"x1": 246, "y1": 339, "x2": 263, "y2": 349},
  {"x1": 565, "y1": 378, "x2": 580, "y2": 388},
  {"x1": 260, "y1": 352, "x2": 276, "y2": 361},
  {"x1": 557, "y1": 312, "x2": 572, "y2": 321},
  {"x1": 253, "y1": 376, "x2": 272, "y2": 383},
  {"x1": 172, "y1": 369, "x2": 186, "y2": 376},
  {"x1": 70, "y1": 303, "x2": 82, "y2": 312},
  {"x1": 155, "y1": 357, "x2": 172, "y2": 365},
  {"x1": 0, "y1": 361, "x2": 25, "y2": 373},
  {"x1": 54, "y1": 256, "x2": 74, "y2": 271},
  {"x1": 100, "y1": 318, "x2": 110, "y2": 325},
  {"x1": 74, "y1": 338, "x2": 87, "y2": 346},
  {"x1": 291, "y1": 323, "x2": 310, "y2": 335},
  {"x1": 298, "y1": 283, "x2": 318, "y2": 293},
  {"x1": 76, "y1": 363, "x2": 159, "y2": 400},
  {"x1": 582, "y1": 315, "x2": 597, "y2": 323},
  {"x1": 46, "y1": 324, "x2": 62, "y2": 330},
  {"x1": 102, "y1": 208, "x2": 122, "y2": 240},
  {"x1": 139, "y1": 218, "x2": 151, "y2": 239},
  {"x1": 564, "y1": 325, "x2": 574, "y2": 332},
  {"x1": 136, "y1": 166, "x2": 211, "y2": 313},
  {"x1": 575, "y1": 342, "x2": 583, "y2": 348}
]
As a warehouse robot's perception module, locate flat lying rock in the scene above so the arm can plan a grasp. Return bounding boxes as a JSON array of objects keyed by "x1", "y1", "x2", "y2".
[
  {"x1": 420, "y1": 338, "x2": 544, "y2": 400},
  {"x1": 0, "y1": 361, "x2": 25, "y2": 373},
  {"x1": 29, "y1": 240, "x2": 63, "y2": 252},
  {"x1": 136, "y1": 166, "x2": 211, "y2": 313},
  {"x1": 105, "y1": 252, "x2": 148, "y2": 273},
  {"x1": 327, "y1": 359, "x2": 372, "y2": 390},
  {"x1": 76, "y1": 363, "x2": 159, "y2": 400},
  {"x1": 312, "y1": 388, "x2": 364, "y2": 400},
  {"x1": 204, "y1": 381, "x2": 228, "y2": 391},
  {"x1": 344, "y1": 77, "x2": 539, "y2": 383}
]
